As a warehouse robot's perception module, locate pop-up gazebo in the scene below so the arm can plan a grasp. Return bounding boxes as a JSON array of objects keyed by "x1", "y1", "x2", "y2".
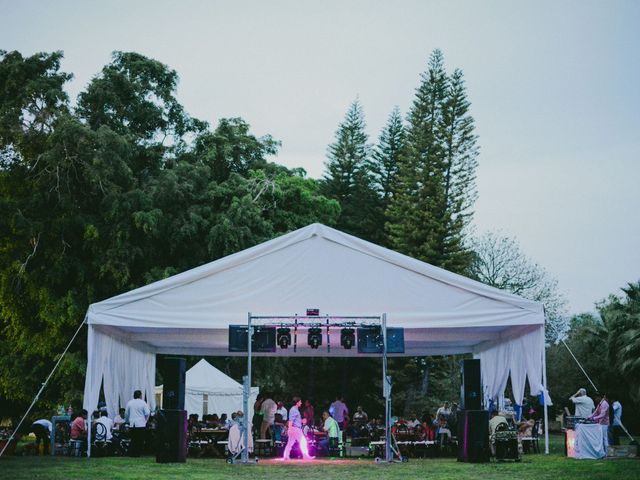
[{"x1": 82, "y1": 223, "x2": 551, "y2": 453}]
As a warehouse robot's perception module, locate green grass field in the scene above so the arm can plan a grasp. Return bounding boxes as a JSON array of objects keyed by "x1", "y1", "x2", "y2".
[{"x1": 2, "y1": 434, "x2": 638, "y2": 480}]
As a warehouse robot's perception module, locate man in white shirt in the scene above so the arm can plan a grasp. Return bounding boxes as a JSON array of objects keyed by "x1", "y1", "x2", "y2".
[
  {"x1": 30, "y1": 418, "x2": 52, "y2": 455},
  {"x1": 125, "y1": 390, "x2": 150, "y2": 457},
  {"x1": 260, "y1": 394, "x2": 277, "y2": 439},
  {"x1": 436, "y1": 401, "x2": 451, "y2": 418},
  {"x1": 569, "y1": 388, "x2": 595, "y2": 418},
  {"x1": 95, "y1": 411, "x2": 114, "y2": 441},
  {"x1": 276, "y1": 401, "x2": 288, "y2": 421}
]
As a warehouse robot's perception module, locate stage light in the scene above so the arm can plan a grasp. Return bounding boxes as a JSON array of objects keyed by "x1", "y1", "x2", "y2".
[
  {"x1": 277, "y1": 327, "x2": 291, "y2": 349},
  {"x1": 340, "y1": 328, "x2": 355, "y2": 349},
  {"x1": 307, "y1": 327, "x2": 322, "y2": 349}
]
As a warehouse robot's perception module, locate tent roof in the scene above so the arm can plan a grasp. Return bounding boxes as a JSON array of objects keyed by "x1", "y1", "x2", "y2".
[
  {"x1": 186, "y1": 359, "x2": 241, "y2": 392},
  {"x1": 87, "y1": 223, "x2": 544, "y2": 356}
]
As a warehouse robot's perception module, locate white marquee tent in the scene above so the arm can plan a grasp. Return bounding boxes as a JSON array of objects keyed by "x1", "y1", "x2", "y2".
[
  {"x1": 82, "y1": 223, "x2": 551, "y2": 451},
  {"x1": 155, "y1": 359, "x2": 259, "y2": 418}
]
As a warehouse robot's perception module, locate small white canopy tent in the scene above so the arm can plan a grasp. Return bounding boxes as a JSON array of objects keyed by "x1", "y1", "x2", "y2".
[
  {"x1": 155, "y1": 359, "x2": 259, "y2": 418},
  {"x1": 82, "y1": 223, "x2": 550, "y2": 450}
]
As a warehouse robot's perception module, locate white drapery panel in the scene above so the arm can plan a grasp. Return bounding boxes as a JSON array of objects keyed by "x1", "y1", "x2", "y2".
[
  {"x1": 83, "y1": 325, "x2": 156, "y2": 417},
  {"x1": 475, "y1": 326, "x2": 551, "y2": 406}
]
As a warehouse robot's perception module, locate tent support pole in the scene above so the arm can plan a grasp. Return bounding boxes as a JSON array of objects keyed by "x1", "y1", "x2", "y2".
[
  {"x1": 242, "y1": 312, "x2": 252, "y2": 464},
  {"x1": 382, "y1": 313, "x2": 391, "y2": 463},
  {"x1": 542, "y1": 328, "x2": 549, "y2": 454}
]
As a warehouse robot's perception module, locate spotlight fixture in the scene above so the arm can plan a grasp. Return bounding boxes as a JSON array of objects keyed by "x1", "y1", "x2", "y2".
[
  {"x1": 340, "y1": 328, "x2": 355, "y2": 349},
  {"x1": 307, "y1": 327, "x2": 323, "y2": 349},
  {"x1": 277, "y1": 327, "x2": 291, "y2": 349}
]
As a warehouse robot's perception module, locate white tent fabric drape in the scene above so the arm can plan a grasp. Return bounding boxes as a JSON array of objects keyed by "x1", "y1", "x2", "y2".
[
  {"x1": 475, "y1": 326, "x2": 551, "y2": 406},
  {"x1": 83, "y1": 325, "x2": 156, "y2": 417}
]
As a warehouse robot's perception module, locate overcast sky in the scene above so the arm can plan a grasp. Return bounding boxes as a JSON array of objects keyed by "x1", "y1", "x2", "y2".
[{"x1": 3, "y1": 0, "x2": 639, "y2": 315}]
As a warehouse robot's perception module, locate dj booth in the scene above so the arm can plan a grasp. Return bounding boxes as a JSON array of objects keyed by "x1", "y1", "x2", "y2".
[{"x1": 564, "y1": 417, "x2": 606, "y2": 459}]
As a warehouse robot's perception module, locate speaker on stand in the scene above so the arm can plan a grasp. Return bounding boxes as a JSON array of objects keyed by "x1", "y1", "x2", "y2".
[
  {"x1": 460, "y1": 359, "x2": 481, "y2": 411},
  {"x1": 156, "y1": 409, "x2": 188, "y2": 463},
  {"x1": 457, "y1": 359, "x2": 489, "y2": 463},
  {"x1": 156, "y1": 357, "x2": 187, "y2": 463}
]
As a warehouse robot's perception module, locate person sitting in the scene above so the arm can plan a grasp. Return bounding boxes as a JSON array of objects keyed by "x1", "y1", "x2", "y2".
[
  {"x1": 317, "y1": 410, "x2": 340, "y2": 456},
  {"x1": 276, "y1": 401, "x2": 288, "y2": 421},
  {"x1": 95, "y1": 410, "x2": 114, "y2": 442},
  {"x1": 113, "y1": 408, "x2": 126, "y2": 431},
  {"x1": 71, "y1": 410, "x2": 88, "y2": 441},
  {"x1": 272, "y1": 413, "x2": 286, "y2": 442},
  {"x1": 91, "y1": 410, "x2": 100, "y2": 428},
  {"x1": 69, "y1": 409, "x2": 88, "y2": 455},
  {"x1": 209, "y1": 414, "x2": 220, "y2": 429},
  {"x1": 407, "y1": 412, "x2": 421, "y2": 429},
  {"x1": 489, "y1": 410, "x2": 509, "y2": 456},
  {"x1": 489, "y1": 410, "x2": 508, "y2": 436},
  {"x1": 219, "y1": 414, "x2": 229, "y2": 430},
  {"x1": 517, "y1": 418, "x2": 535, "y2": 440},
  {"x1": 435, "y1": 414, "x2": 451, "y2": 445},
  {"x1": 421, "y1": 414, "x2": 436, "y2": 441},
  {"x1": 351, "y1": 405, "x2": 369, "y2": 439}
]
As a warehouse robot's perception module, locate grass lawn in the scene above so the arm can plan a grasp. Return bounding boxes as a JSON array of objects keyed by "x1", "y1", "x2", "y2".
[{"x1": 1, "y1": 434, "x2": 638, "y2": 480}]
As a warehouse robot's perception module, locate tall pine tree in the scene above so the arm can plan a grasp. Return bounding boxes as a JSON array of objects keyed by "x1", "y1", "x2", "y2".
[
  {"x1": 370, "y1": 106, "x2": 405, "y2": 212},
  {"x1": 386, "y1": 50, "x2": 478, "y2": 273},
  {"x1": 322, "y1": 99, "x2": 381, "y2": 242}
]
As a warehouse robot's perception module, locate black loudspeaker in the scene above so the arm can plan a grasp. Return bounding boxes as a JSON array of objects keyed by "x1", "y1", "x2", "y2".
[
  {"x1": 228, "y1": 325, "x2": 276, "y2": 352},
  {"x1": 162, "y1": 358, "x2": 186, "y2": 410},
  {"x1": 155, "y1": 409, "x2": 187, "y2": 463},
  {"x1": 357, "y1": 327, "x2": 405, "y2": 353},
  {"x1": 460, "y1": 359, "x2": 482, "y2": 410},
  {"x1": 457, "y1": 410, "x2": 489, "y2": 463}
]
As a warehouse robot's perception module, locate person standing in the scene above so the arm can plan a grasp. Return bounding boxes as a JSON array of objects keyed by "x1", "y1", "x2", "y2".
[
  {"x1": 329, "y1": 396, "x2": 349, "y2": 431},
  {"x1": 569, "y1": 388, "x2": 595, "y2": 418},
  {"x1": 125, "y1": 390, "x2": 150, "y2": 457},
  {"x1": 588, "y1": 393, "x2": 610, "y2": 452},
  {"x1": 29, "y1": 418, "x2": 52, "y2": 455},
  {"x1": 609, "y1": 397, "x2": 623, "y2": 446},
  {"x1": 282, "y1": 396, "x2": 314, "y2": 460},
  {"x1": 303, "y1": 399, "x2": 315, "y2": 428},
  {"x1": 260, "y1": 394, "x2": 277, "y2": 439}
]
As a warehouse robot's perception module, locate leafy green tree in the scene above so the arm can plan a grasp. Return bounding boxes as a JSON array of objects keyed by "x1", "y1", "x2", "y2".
[
  {"x1": 600, "y1": 282, "x2": 640, "y2": 397},
  {"x1": 0, "y1": 50, "x2": 340, "y2": 420},
  {"x1": 469, "y1": 231, "x2": 568, "y2": 342},
  {"x1": 323, "y1": 99, "x2": 381, "y2": 243},
  {"x1": 386, "y1": 50, "x2": 477, "y2": 274}
]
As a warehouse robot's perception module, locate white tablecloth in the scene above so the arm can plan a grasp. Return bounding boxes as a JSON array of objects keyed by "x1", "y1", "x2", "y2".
[{"x1": 574, "y1": 423, "x2": 606, "y2": 459}]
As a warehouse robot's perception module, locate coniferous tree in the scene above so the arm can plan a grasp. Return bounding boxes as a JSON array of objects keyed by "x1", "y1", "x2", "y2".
[
  {"x1": 370, "y1": 106, "x2": 405, "y2": 212},
  {"x1": 322, "y1": 99, "x2": 380, "y2": 242},
  {"x1": 386, "y1": 50, "x2": 478, "y2": 273}
]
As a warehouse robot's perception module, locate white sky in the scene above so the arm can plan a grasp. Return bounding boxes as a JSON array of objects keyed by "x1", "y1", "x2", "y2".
[{"x1": 2, "y1": 0, "x2": 639, "y2": 315}]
